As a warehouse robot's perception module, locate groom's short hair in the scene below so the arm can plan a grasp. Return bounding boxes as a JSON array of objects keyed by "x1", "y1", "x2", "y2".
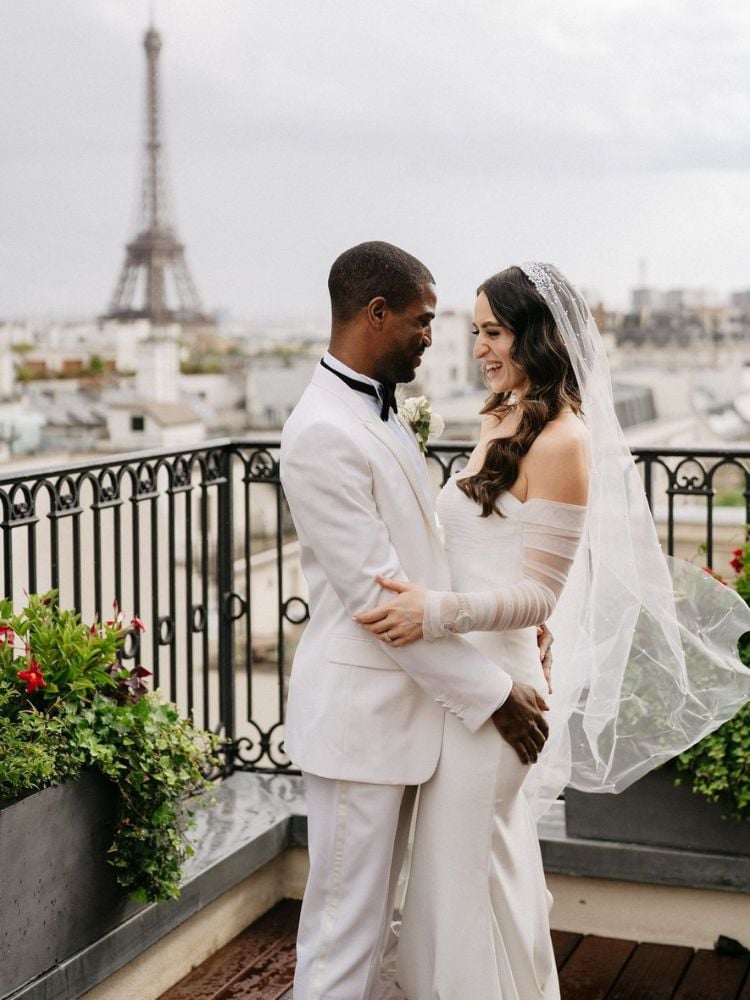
[{"x1": 328, "y1": 241, "x2": 434, "y2": 324}]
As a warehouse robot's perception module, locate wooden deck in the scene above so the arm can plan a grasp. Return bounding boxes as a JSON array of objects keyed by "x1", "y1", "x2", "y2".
[{"x1": 160, "y1": 899, "x2": 750, "y2": 999}]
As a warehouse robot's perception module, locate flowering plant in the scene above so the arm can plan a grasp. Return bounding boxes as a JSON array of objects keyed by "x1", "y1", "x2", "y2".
[
  {"x1": 675, "y1": 538, "x2": 750, "y2": 820},
  {"x1": 0, "y1": 591, "x2": 219, "y2": 901},
  {"x1": 399, "y1": 395, "x2": 445, "y2": 453},
  {"x1": 0, "y1": 593, "x2": 134, "y2": 707},
  {"x1": 730, "y1": 540, "x2": 750, "y2": 605}
]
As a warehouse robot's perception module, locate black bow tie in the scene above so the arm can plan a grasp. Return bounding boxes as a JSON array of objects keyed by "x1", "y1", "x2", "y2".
[{"x1": 320, "y1": 358, "x2": 397, "y2": 421}]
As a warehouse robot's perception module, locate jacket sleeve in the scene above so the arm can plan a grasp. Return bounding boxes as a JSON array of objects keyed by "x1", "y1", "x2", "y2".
[{"x1": 281, "y1": 418, "x2": 512, "y2": 732}]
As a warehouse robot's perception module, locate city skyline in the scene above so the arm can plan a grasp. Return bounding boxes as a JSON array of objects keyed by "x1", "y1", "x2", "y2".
[{"x1": 2, "y1": 1, "x2": 749, "y2": 322}]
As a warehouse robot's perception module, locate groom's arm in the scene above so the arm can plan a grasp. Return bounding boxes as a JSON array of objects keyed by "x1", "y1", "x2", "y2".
[{"x1": 282, "y1": 418, "x2": 512, "y2": 733}]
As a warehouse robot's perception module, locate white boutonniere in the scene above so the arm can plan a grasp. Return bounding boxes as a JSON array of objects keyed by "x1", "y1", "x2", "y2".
[{"x1": 398, "y1": 395, "x2": 445, "y2": 453}]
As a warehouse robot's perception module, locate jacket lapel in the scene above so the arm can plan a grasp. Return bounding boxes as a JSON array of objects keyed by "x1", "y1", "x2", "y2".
[
  {"x1": 363, "y1": 420, "x2": 441, "y2": 542},
  {"x1": 313, "y1": 365, "x2": 441, "y2": 543}
]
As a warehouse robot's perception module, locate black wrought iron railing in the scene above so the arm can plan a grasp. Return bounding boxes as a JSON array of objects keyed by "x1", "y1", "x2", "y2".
[
  {"x1": 1, "y1": 440, "x2": 748, "y2": 774},
  {"x1": 632, "y1": 447, "x2": 750, "y2": 565}
]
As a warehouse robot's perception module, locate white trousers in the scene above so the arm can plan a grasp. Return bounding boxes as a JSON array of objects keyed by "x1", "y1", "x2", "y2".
[{"x1": 294, "y1": 773, "x2": 417, "y2": 1000}]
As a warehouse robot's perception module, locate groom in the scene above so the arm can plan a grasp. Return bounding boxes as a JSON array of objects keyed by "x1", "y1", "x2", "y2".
[{"x1": 280, "y1": 241, "x2": 550, "y2": 999}]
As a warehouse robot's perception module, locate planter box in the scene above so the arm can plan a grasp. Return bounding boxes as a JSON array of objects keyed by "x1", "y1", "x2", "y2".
[
  {"x1": 565, "y1": 766, "x2": 750, "y2": 857},
  {"x1": 0, "y1": 771, "x2": 142, "y2": 999}
]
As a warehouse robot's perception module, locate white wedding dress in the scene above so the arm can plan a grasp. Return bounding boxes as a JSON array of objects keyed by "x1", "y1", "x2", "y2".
[{"x1": 396, "y1": 476, "x2": 561, "y2": 1000}]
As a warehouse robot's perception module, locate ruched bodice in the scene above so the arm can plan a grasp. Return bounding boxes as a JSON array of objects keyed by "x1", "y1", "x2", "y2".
[
  {"x1": 435, "y1": 476, "x2": 544, "y2": 689},
  {"x1": 436, "y1": 476, "x2": 525, "y2": 591}
]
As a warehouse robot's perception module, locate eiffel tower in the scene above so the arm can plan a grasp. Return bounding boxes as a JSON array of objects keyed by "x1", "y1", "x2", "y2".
[{"x1": 106, "y1": 24, "x2": 211, "y2": 325}]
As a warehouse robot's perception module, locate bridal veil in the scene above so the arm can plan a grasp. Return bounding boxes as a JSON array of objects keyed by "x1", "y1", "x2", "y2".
[{"x1": 517, "y1": 263, "x2": 750, "y2": 816}]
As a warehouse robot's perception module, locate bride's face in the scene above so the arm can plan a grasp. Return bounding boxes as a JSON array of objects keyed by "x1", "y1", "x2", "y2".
[{"x1": 472, "y1": 292, "x2": 529, "y2": 397}]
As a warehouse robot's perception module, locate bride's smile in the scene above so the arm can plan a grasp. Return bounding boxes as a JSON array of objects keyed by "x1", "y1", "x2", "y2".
[{"x1": 472, "y1": 290, "x2": 530, "y2": 397}]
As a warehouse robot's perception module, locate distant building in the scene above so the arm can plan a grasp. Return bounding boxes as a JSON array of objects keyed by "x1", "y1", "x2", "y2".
[
  {"x1": 412, "y1": 311, "x2": 477, "y2": 399},
  {"x1": 0, "y1": 345, "x2": 15, "y2": 401},
  {"x1": 614, "y1": 297, "x2": 743, "y2": 348},
  {"x1": 104, "y1": 327, "x2": 204, "y2": 450},
  {"x1": 3, "y1": 318, "x2": 154, "y2": 378},
  {"x1": 245, "y1": 355, "x2": 319, "y2": 428},
  {"x1": 612, "y1": 383, "x2": 657, "y2": 429},
  {"x1": 631, "y1": 287, "x2": 665, "y2": 312},
  {"x1": 136, "y1": 335, "x2": 181, "y2": 404},
  {"x1": 106, "y1": 401, "x2": 204, "y2": 450},
  {"x1": 40, "y1": 395, "x2": 107, "y2": 453},
  {"x1": 630, "y1": 286, "x2": 718, "y2": 316},
  {"x1": 664, "y1": 289, "x2": 717, "y2": 311},
  {"x1": 0, "y1": 400, "x2": 46, "y2": 455},
  {"x1": 180, "y1": 370, "x2": 247, "y2": 435}
]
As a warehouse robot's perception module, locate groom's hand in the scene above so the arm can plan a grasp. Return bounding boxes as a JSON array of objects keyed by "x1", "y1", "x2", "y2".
[{"x1": 491, "y1": 682, "x2": 550, "y2": 765}]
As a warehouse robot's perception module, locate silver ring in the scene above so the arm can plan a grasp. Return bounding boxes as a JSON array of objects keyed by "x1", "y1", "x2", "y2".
[{"x1": 385, "y1": 631, "x2": 393, "y2": 642}]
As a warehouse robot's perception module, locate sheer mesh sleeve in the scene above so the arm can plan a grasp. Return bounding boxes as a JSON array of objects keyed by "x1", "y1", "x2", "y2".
[{"x1": 423, "y1": 499, "x2": 587, "y2": 640}]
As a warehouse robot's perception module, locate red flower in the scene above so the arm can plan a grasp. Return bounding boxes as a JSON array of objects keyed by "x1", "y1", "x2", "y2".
[
  {"x1": 131, "y1": 617, "x2": 146, "y2": 632},
  {"x1": 17, "y1": 660, "x2": 45, "y2": 694},
  {"x1": 730, "y1": 548, "x2": 744, "y2": 574},
  {"x1": 0, "y1": 624, "x2": 14, "y2": 645}
]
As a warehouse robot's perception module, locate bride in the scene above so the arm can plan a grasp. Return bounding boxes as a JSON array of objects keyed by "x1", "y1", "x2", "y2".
[{"x1": 355, "y1": 263, "x2": 750, "y2": 999}]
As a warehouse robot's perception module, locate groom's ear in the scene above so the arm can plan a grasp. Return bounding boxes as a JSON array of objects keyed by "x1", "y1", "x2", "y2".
[{"x1": 367, "y1": 296, "x2": 387, "y2": 328}]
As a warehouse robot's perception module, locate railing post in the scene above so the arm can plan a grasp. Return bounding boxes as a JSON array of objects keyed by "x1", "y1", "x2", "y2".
[{"x1": 217, "y1": 444, "x2": 236, "y2": 767}]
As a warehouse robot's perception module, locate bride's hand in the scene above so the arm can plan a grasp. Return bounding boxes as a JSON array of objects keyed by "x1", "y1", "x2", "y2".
[{"x1": 354, "y1": 576, "x2": 427, "y2": 646}]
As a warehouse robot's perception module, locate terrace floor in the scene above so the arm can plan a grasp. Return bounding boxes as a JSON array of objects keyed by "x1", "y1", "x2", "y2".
[{"x1": 159, "y1": 899, "x2": 750, "y2": 1000}]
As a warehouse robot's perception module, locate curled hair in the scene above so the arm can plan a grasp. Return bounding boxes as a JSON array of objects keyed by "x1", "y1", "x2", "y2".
[
  {"x1": 328, "y1": 241, "x2": 434, "y2": 324},
  {"x1": 458, "y1": 266, "x2": 582, "y2": 517}
]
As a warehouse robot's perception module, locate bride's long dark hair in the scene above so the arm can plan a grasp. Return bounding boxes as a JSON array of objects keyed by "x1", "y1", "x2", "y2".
[{"x1": 457, "y1": 266, "x2": 582, "y2": 517}]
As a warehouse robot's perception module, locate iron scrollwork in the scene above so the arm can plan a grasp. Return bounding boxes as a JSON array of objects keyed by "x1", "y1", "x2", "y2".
[{"x1": 2, "y1": 439, "x2": 748, "y2": 778}]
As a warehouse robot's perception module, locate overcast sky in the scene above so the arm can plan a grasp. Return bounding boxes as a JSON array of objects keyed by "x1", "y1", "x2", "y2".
[{"x1": 2, "y1": 0, "x2": 749, "y2": 322}]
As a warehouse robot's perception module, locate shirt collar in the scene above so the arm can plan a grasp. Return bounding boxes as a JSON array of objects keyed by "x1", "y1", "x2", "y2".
[{"x1": 323, "y1": 351, "x2": 382, "y2": 393}]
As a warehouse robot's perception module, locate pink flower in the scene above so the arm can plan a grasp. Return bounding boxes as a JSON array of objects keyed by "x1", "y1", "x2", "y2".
[
  {"x1": 0, "y1": 624, "x2": 14, "y2": 645},
  {"x1": 17, "y1": 660, "x2": 45, "y2": 694},
  {"x1": 105, "y1": 599, "x2": 125, "y2": 627},
  {"x1": 730, "y1": 548, "x2": 744, "y2": 574},
  {"x1": 131, "y1": 617, "x2": 146, "y2": 632}
]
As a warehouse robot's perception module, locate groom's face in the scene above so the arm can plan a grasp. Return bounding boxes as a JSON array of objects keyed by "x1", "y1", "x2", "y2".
[{"x1": 375, "y1": 283, "x2": 436, "y2": 385}]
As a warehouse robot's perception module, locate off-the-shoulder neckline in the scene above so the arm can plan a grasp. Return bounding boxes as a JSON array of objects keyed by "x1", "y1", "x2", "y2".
[{"x1": 450, "y1": 473, "x2": 586, "y2": 511}]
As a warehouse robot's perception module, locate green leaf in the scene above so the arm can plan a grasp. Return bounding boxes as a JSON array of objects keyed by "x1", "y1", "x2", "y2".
[{"x1": 0, "y1": 593, "x2": 218, "y2": 901}]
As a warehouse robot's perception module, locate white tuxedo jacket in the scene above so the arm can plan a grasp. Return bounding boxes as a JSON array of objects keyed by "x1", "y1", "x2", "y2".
[{"x1": 280, "y1": 364, "x2": 511, "y2": 785}]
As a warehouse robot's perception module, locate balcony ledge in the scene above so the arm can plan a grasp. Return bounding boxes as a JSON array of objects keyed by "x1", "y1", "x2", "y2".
[
  {"x1": 8, "y1": 774, "x2": 748, "y2": 1000},
  {"x1": 540, "y1": 807, "x2": 750, "y2": 894}
]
